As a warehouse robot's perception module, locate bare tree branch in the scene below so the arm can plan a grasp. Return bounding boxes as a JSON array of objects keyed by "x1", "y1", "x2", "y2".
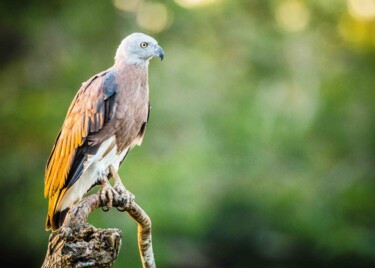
[{"x1": 127, "y1": 202, "x2": 155, "y2": 268}]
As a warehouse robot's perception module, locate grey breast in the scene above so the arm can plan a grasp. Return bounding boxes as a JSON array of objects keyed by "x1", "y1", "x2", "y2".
[{"x1": 112, "y1": 66, "x2": 150, "y2": 153}]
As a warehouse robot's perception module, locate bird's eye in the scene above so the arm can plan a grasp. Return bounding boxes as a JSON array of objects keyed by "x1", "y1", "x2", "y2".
[{"x1": 140, "y1": 42, "x2": 148, "y2": 48}]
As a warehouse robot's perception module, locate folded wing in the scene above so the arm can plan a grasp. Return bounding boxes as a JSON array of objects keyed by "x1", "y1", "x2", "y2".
[{"x1": 44, "y1": 70, "x2": 117, "y2": 230}]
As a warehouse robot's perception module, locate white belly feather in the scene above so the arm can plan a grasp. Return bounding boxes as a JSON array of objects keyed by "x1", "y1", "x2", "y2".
[{"x1": 59, "y1": 136, "x2": 129, "y2": 211}]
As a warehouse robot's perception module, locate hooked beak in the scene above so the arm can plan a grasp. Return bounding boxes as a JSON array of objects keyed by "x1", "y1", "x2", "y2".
[{"x1": 155, "y1": 45, "x2": 164, "y2": 61}]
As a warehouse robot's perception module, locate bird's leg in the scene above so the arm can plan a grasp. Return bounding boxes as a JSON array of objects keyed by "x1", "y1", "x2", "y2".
[
  {"x1": 98, "y1": 171, "x2": 122, "y2": 211},
  {"x1": 109, "y1": 165, "x2": 135, "y2": 211}
]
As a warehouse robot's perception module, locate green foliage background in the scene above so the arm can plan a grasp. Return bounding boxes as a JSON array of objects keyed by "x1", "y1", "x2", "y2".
[{"x1": 0, "y1": 0, "x2": 374, "y2": 267}]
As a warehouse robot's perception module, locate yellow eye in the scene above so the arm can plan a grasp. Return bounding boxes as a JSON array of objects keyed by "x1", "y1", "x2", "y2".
[{"x1": 140, "y1": 42, "x2": 148, "y2": 48}]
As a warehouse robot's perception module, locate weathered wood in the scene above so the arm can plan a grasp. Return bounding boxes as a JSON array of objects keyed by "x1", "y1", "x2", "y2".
[
  {"x1": 42, "y1": 192, "x2": 156, "y2": 268},
  {"x1": 127, "y1": 203, "x2": 155, "y2": 268}
]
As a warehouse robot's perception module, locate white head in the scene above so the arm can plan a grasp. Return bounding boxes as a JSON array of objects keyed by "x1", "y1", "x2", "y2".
[{"x1": 115, "y1": 33, "x2": 164, "y2": 66}]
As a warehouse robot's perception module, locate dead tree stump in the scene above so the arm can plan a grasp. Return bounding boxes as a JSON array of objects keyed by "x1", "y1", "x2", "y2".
[{"x1": 42, "y1": 193, "x2": 155, "y2": 268}]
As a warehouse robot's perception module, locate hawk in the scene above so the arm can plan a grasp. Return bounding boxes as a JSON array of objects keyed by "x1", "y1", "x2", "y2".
[{"x1": 44, "y1": 33, "x2": 164, "y2": 231}]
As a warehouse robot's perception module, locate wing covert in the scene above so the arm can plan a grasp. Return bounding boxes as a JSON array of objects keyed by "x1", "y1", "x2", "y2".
[{"x1": 44, "y1": 70, "x2": 117, "y2": 203}]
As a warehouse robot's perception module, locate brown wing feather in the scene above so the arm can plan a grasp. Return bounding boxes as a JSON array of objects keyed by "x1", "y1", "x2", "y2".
[{"x1": 44, "y1": 70, "x2": 113, "y2": 230}]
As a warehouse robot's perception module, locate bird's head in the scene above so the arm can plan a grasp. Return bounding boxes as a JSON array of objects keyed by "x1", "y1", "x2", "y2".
[{"x1": 115, "y1": 33, "x2": 164, "y2": 66}]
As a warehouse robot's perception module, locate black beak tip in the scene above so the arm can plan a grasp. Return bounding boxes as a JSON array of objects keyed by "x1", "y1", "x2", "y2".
[{"x1": 157, "y1": 46, "x2": 164, "y2": 61}]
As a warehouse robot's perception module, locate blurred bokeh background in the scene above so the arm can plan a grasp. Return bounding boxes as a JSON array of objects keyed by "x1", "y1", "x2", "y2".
[{"x1": 1, "y1": 0, "x2": 375, "y2": 267}]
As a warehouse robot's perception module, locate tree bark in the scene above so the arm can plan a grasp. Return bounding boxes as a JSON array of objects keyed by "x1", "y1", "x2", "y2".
[{"x1": 42, "y1": 193, "x2": 156, "y2": 268}]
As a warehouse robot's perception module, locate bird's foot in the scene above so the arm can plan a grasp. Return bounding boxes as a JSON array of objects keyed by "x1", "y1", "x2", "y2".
[
  {"x1": 99, "y1": 179, "x2": 124, "y2": 212},
  {"x1": 109, "y1": 165, "x2": 135, "y2": 212},
  {"x1": 114, "y1": 182, "x2": 135, "y2": 212}
]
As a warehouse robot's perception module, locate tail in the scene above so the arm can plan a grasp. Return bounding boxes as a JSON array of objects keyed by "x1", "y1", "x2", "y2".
[
  {"x1": 45, "y1": 208, "x2": 70, "y2": 231},
  {"x1": 45, "y1": 189, "x2": 69, "y2": 231}
]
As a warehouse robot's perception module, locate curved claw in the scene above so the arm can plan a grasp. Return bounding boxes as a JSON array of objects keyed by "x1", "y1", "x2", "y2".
[
  {"x1": 102, "y1": 206, "x2": 110, "y2": 212},
  {"x1": 117, "y1": 206, "x2": 127, "y2": 212}
]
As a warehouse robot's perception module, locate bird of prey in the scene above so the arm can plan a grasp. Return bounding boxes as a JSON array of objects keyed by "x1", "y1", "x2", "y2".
[{"x1": 44, "y1": 33, "x2": 164, "y2": 231}]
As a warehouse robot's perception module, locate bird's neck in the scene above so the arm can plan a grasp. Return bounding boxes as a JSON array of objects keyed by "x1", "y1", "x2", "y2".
[
  {"x1": 114, "y1": 56, "x2": 148, "y2": 72},
  {"x1": 113, "y1": 59, "x2": 149, "y2": 87},
  {"x1": 114, "y1": 55, "x2": 150, "y2": 69}
]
